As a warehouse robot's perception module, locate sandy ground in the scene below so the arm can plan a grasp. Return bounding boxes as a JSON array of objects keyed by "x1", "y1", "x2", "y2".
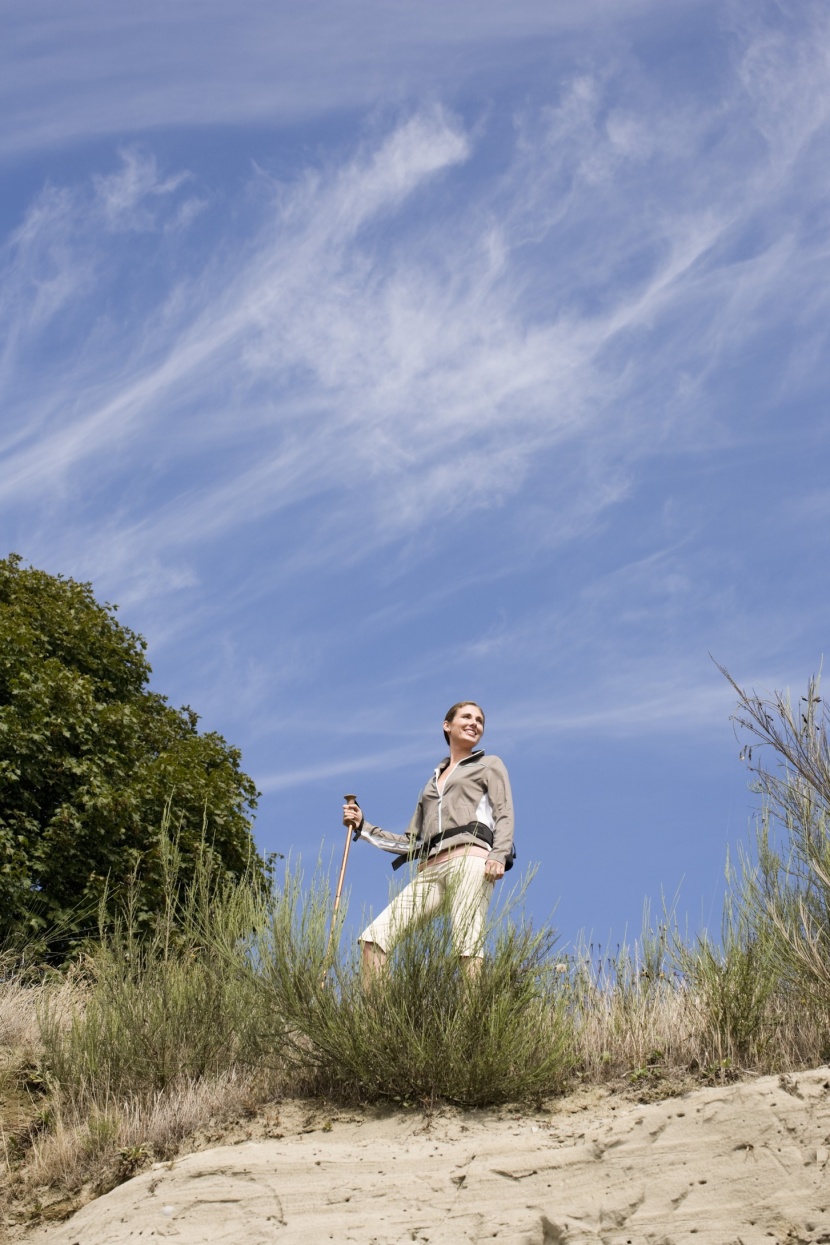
[{"x1": 23, "y1": 1069, "x2": 830, "y2": 1245}]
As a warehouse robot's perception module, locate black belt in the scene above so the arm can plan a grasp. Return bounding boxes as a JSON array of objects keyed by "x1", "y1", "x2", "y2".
[{"x1": 391, "y1": 822, "x2": 494, "y2": 871}]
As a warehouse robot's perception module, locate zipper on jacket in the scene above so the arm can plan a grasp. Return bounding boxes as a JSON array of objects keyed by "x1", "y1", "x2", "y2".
[
  {"x1": 433, "y1": 751, "x2": 480, "y2": 843},
  {"x1": 433, "y1": 758, "x2": 460, "y2": 839}
]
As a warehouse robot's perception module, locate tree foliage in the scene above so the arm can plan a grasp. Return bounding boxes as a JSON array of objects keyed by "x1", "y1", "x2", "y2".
[{"x1": 0, "y1": 553, "x2": 265, "y2": 951}]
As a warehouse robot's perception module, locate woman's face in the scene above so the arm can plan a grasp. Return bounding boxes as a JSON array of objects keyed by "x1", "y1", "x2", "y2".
[{"x1": 444, "y1": 703, "x2": 485, "y2": 751}]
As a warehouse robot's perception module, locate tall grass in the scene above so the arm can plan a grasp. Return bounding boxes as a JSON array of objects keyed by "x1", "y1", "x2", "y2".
[
  {"x1": 241, "y1": 866, "x2": 574, "y2": 1105},
  {"x1": 720, "y1": 668, "x2": 830, "y2": 1057},
  {"x1": 0, "y1": 837, "x2": 283, "y2": 1216},
  {"x1": 568, "y1": 892, "x2": 826, "y2": 1086},
  {"x1": 39, "y1": 834, "x2": 276, "y2": 1109}
]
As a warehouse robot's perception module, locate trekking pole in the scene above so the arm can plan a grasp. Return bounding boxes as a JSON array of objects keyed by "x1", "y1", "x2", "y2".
[{"x1": 322, "y1": 794, "x2": 359, "y2": 979}]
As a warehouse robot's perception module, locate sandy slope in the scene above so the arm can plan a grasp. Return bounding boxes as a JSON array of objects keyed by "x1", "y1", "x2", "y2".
[{"x1": 25, "y1": 1070, "x2": 830, "y2": 1245}]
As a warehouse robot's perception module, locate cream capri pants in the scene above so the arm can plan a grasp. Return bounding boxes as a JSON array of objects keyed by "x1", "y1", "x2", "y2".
[{"x1": 359, "y1": 851, "x2": 493, "y2": 958}]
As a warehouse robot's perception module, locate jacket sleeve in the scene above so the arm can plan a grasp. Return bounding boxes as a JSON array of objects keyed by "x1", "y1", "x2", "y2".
[
  {"x1": 355, "y1": 794, "x2": 424, "y2": 857},
  {"x1": 485, "y1": 758, "x2": 514, "y2": 865}
]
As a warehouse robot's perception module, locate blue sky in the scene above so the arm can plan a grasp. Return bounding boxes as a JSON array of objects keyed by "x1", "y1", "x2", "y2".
[{"x1": 3, "y1": 0, "x2": 829, "y2": 949}]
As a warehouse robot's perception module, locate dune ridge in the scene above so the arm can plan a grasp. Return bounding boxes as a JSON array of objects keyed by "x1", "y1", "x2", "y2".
[{"x1": 23, "y1": 1068, "x2": 830, "y2": 1244}]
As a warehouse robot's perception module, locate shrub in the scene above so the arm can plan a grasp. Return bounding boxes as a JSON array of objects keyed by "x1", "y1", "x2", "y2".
[
  {"x1": 38, "y1": 833, "x2": 275, "y2": 1109},
  {"x1": 247, "y1": 865, "x2": 575, "y2": 1106},
  {"x1": 722, "y1": 666, "x2": 830, "y2": 1025}
]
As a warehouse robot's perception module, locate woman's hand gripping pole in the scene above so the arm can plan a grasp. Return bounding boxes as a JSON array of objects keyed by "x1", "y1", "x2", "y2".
[{"x1": 321, "y1": 794, "x2": 360, "y2": 982}]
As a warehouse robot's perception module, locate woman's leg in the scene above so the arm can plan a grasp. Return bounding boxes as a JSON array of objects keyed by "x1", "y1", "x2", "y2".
[
  {"x1": 358, "y1": 868, "x2": 444, "y2": 981},
  {"x1": 445, "y1": 855, "x2": 493, "y2": 968},
  {"x1": 361, "y1": 940, "x2": 386, "y2": 981}
]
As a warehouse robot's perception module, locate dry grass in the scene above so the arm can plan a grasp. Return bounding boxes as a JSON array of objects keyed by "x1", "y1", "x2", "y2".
[
  {"x1": 573, "y1": 972, "x2": 698, "y2": 1081},
  {"x1": 3, "y1": 792, "x2": 830, "y2": 1233},
  {"x1": 564, "y1": 913, "x2": 830, "y2": 1100},
  {"x1": 16, "y1": 1069, "x2": 280, "y2": 1192},
  {"x1": 0, "y1": 931, "x2": 826, "y2": 1230},
  {"x1": 1, "y1": 909, "x2": 828, "y2": 1234},
  {"x1": 0, "y1": 981, "x2": 40, "y2": 1054},
  {"x1": 0, "y1": 843, "x2": 291, "y2": 1234},
  {"x1": 570, "y1": 969, "x2": 828, "y2": 1090},
  {"x1": 0, "y1": 964, "x2": 286, "y2": 1234}
]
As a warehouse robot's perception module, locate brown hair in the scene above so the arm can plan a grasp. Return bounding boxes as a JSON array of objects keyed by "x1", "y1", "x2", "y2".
[{"x1": 443, "y1": 701, "x2": 485, "y2": 745}]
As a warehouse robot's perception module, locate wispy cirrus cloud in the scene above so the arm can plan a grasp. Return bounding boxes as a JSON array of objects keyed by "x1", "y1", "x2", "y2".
[
  {"x1": 258, "y1": 743, "x2": 435, "y2": 793},
  {"x1": 92, "y1": 149, "x2": 192, "y2": 231},
  {"x1": 1, "y1": 0, "x2": 696, "y2": 157},
  {"x1": 3, "y1": 8, "x2": 830, "y2": 638}
]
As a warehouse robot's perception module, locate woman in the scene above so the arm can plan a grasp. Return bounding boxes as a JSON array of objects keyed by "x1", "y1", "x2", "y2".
[{"x1": 343, "y1": 701, "x2": 515, "y2": 977}]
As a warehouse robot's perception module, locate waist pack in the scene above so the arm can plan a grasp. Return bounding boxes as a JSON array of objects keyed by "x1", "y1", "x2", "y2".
[{"x1": 392, "y1": 821, "x2": 516, "y2": 872}]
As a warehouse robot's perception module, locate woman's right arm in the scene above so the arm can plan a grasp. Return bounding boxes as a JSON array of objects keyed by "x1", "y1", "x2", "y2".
[{"x1": 343, "y1": 796, "x2": 423, "y2": 856}]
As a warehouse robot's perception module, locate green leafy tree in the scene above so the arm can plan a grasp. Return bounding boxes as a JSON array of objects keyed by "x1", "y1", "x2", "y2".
[{"x1": 0, "y1": 553, "x2": 265, "y2": 951}]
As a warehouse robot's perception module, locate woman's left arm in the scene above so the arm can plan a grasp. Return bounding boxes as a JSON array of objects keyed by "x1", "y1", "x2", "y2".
[{"x1": 484, "y1": 757, "x2": 514, "y2": 881}]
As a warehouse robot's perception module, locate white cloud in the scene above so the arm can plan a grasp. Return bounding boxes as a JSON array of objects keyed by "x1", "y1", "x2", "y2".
[
  {"x1": 1, "y1": 0, "x2": 696, "y2": 157},
  {"x1": 92, "y1": 148, "x2": 191, "y2": 231},
  {"x1": 3, "y1": 10, "x2": 830, "y2": 621},
  {"x1": 503, "y1": 680, "x2": 735, "y2": 738},
  {"x1": 258, "y1": 743, "x2": 433, "y2": 793}
]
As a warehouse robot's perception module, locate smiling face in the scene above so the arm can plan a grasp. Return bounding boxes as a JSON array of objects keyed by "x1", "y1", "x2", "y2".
[{"x1": 443, "y1": 701, "x2": 485, "y2": 753}]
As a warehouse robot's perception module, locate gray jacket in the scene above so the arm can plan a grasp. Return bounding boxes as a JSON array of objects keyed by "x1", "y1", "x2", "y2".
[{"x1": 356, "y1": 750, "x2": 515, "y2": 869}]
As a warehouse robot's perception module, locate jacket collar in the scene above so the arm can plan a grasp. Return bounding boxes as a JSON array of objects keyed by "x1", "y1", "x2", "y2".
[{"x1": 436, "y1": 748, "x2": 484, "y2": 775}]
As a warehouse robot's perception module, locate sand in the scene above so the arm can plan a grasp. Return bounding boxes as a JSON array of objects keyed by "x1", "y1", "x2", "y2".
[{"x1": 24, "y1": 1069, "x2": 830, "y2": 1244}]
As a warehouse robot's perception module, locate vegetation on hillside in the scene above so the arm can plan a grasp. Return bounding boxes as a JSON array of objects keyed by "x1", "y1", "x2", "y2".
[
  {"x1": 2, "y1": 640, "x2": 830, "y2": 1228},
  {"x1": 0, "y1": 554, "x2": 266, "y2": 953}
]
